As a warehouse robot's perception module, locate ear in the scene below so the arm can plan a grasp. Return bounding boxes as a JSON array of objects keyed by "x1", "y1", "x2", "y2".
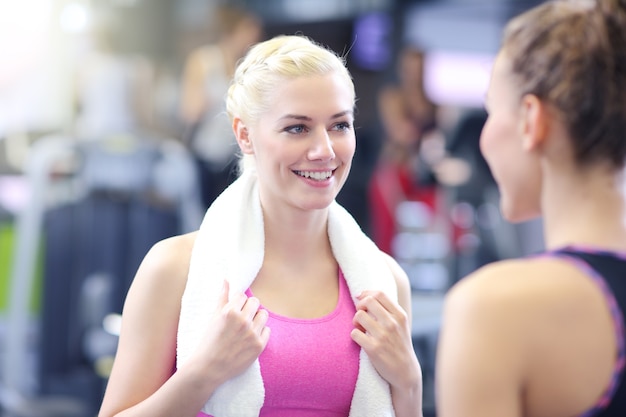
[
  {"x1": 519, "y1": 94, "x2": 549, "y2": 152},
  {"x1": 233, "y1": 117, "x2": 254, "y2": 155}
]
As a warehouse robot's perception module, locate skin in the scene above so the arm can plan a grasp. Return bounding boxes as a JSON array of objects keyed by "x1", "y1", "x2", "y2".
[
  {"x1": 435, "y1": 50, "x2": 626, "y2": 417},
  {"x1": 99, "y1": 72, "x2": 422, "y2": 417},
  {"x1": 378, "y1": 49, "x2": 436, "y2": 151},
  {"x1": 179, "y1": 17, "x2": 262, "y2": 125},
  {"x1": 376, "y1": 48, "x2": 466, "y2": 186}
]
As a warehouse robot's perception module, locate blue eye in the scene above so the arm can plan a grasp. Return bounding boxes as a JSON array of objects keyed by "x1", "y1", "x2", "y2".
[
  {"x1": 285, "y1": 124, "x2": 308, "y2": 134},
  {"x1": 334, "y1": 121, "x2": 352, "y2": 132}
]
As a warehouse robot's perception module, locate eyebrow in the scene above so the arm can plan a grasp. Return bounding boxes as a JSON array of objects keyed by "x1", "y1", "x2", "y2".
[{"x1": 279, "y1": 110, "x2": 354, "y2": 121}]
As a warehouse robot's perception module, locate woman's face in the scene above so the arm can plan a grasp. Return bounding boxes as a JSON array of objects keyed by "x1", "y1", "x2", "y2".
[
  {"x1": 481, "y1": 52, "x2": 542, "y2": 222},
  {"x1": 245, "y1": 72, "x2": 356, "y2": 213}
]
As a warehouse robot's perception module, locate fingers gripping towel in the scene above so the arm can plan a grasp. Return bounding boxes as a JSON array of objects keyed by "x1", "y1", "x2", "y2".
[{"x1": 177, "y1": 170, "x2": 398, "y2": 417}]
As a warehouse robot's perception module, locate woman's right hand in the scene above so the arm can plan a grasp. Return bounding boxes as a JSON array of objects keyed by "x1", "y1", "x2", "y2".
[{"x1": 189, "y1": 280, "x2": 271, "y2": 384}]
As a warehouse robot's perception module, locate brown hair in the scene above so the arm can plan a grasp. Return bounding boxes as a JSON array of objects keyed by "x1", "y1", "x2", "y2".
[
  {"x1": 502, "y1": 0, "x2": 626, "y2": 169},
  {"x1": 210, "y1": 5, "x2": 259, "y2": 41}
]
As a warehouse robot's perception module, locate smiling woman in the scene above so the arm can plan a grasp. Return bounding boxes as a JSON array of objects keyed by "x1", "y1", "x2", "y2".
[{"x1": 97, "y1": 34, "x2": 423, "y2": 417}]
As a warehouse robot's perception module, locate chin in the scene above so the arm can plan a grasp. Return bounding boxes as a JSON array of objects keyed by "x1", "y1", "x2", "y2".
[
  {"x1": 501, "y1": 204, "x2": 541, "y2": 224},
  {"x1": 302, "y1": 196, "x2": 336, "y2": 211}
]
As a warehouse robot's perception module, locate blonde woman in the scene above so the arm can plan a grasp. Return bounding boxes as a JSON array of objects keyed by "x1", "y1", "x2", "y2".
[{"x1": 99, "y1": 35, "x2": 422, "y2": 417}]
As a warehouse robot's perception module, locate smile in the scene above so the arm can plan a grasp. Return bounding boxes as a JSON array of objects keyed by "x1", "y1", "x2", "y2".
[{"x1": 293, "y1": 170, "x2": 334, "y2": 181}]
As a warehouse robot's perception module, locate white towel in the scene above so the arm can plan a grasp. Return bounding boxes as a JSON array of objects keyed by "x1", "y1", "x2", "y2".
[{"x1": 177, "y1": 170, "x2": 397, "y2": 417}]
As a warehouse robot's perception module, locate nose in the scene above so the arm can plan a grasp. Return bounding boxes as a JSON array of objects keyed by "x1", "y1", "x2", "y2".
[{"x1": 307, "y1": 129, "x2": 335, "y2": 161}]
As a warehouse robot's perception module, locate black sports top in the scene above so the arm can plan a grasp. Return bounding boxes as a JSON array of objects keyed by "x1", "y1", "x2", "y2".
[{"x1": 546, "y1": 246, "x2": 626, "y2": 417}]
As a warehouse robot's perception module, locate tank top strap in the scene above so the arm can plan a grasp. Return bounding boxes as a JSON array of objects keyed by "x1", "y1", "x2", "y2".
[{"x1": 534, "y1": 248, "x2": 626, "y2": 417}]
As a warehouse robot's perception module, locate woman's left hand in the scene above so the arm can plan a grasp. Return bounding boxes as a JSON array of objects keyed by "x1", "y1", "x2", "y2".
[{"x1": 351, "y1": 290, "x2": 421, "y2": 390}]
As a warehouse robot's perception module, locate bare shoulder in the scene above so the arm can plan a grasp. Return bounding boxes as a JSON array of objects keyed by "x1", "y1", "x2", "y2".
[
  {"x1": 98, "y1": 232, "x2": 199, "y2": 416},
  {"x1": 445, "y1": 259, "x2": 534, "y2": 312},
  {"x1": 437, "y1": 256, "x2": 617, "y2": 417},
  {"x1": 440, "y1": 260, "x2": 533, "y2": 350},
  {"x1": 127, "y1": 231, "x2": 198, "y2": 307},
  {"x1": 183, "y1": 45, "x2": 216, "y2": 79},
  {"x1": 187, "y1": 45, "x2": 211, "y2": 63},
  {"x1": 144, "y1": 231, "x2": 197, "y2": 266},
  {"x1": 435, "y1": 260, "x2": 536, "y2": 417},
  {"x1": 446, "y1": 256, "x2": 608, "y2": 320},
  {"x1": 436, "y1": 259, "x2": 561, "y2": 411},
  {"x1": 441, "y1": 255, "x2": 616, "y2": 364}
]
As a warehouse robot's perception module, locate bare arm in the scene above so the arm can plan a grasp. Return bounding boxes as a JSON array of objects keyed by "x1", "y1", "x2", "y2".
[
  {"x1": 130, "y1": 56, "x2": 156, "y2": 132},
  {"x1": 98, "y1": 233, "x2": 270, "y2": 417},
  {"x1": 435, "y1": 262, "x2": 528, "y2": 417},
  {"x1": 351, "y1": 252, "x2": 423, "y2": 417},
  {"x1": 98, "y1": 233, "x2": 217, "y2": 417},
  {"x1": 179, "y1": 49, "x2": 206, "y2": 125},
  {"x1": 179, "y1": 48, "x2": 212, "y2": 126},
  {"x1": 387, "y1": 253, "x2": 424, "y2": 417}
]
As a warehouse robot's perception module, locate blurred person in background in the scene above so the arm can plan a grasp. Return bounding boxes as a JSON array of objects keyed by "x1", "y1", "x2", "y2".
[
  {"x1": 368, "y1": 46, "x2": 465, "y2": 258},
  {"x1": 179, "y1": 4, "x2": 263, "y2": 209},
  {"x1": 436, "y1": 0, "x2": 626, "y2": 416},
  {"x1": 98, "y1": 34, "x2": 422, "y2": 417},
  {"x1": 73, "y1": 13, "x2": 156, "y2": 139}
]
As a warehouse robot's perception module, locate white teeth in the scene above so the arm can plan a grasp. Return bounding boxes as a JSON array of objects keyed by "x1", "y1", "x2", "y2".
[{"x1": 295, "y1": 170, "x2": 333, "y2": 181}]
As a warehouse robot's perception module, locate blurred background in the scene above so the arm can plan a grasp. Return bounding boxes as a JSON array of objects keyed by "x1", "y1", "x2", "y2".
[{"x1": 0, "y1": 0, "x2": 547, "y2": 415}]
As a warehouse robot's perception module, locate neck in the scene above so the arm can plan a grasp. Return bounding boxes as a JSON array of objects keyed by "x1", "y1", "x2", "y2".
[
  {"x1": 262, "y1": 204, "x2": 333, "y2": 267},
  {"x1": 541, "y1": 164, "x2": 626, "y2": 251}
]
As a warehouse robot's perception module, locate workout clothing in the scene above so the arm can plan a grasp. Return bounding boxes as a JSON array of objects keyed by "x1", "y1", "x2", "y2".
[
  {"x1": 199, "y1": 269, "x2": 360, "y2": 416},
  {"x1": 544, "y1": 246, "x2": 626, "y2": 417}
]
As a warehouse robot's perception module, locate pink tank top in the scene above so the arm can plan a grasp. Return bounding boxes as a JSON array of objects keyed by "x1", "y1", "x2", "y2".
[{"x1": 199, "y1": 270, "x2": 360, "y2": 417}]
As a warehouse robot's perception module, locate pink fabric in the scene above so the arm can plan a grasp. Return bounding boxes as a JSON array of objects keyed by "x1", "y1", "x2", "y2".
[{"x1": 198, "y1": 270, "x2": 360, "y2": 417}]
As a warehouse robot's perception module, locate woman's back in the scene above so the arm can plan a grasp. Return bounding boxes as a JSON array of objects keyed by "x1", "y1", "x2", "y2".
[{"x1": 437, "y1": 249, "x2": 626, "y2": 417}]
